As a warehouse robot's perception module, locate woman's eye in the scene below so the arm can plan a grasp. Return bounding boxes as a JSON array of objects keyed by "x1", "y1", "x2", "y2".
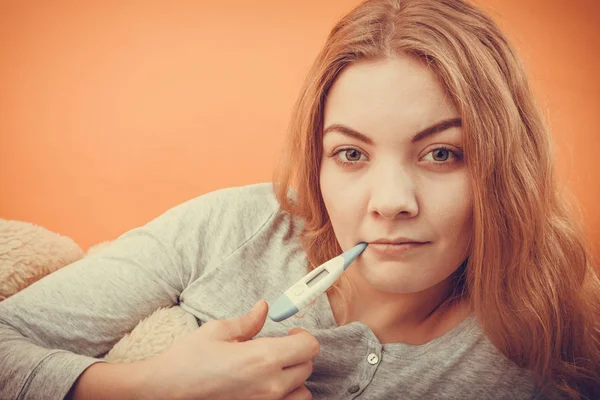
[
  {"x1": 341, "y1": 149, "x2": 363, "y2": 162},
  {"x1": 329, "y1": 148, "x2": 367, "y2": 169},
  {"x1": 432, "y1": 148, "x2": 449, "y2": 161},
  {"x1": 333, "y1": 148, "x2": 365, "y2": 165},
  {"x1": 422, "y1": 147, "x2": 461, "y2": 163}
]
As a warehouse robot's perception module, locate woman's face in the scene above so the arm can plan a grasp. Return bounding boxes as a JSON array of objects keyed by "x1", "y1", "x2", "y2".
[{"x1": 320, "y1": 55, "x2": 473, "y2": 294}]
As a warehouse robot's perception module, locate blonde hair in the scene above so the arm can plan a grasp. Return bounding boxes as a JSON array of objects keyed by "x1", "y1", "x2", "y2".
[{"x1": 272, "y1": 0, "x2": 600, "y2": 398}]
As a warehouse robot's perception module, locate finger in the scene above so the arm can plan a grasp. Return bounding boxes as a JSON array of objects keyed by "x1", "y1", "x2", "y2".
[
  {"x1": 283, "y1": 359, "x2": 313, "y2": 379},
  {"x1": 281, "y1": 385, "x2": 312, "y2": 400},
  {"x1": 252, "y1": 331, "x2": 319, "y2": 368},
  {"x1": 283, "y1": 330, "x2": 321, "y2": 366},
  {"x1": 206, "y1": 300, "x2": 268, "y2": 341},
  {"x1": 280, "y1": 365, "x2": 313, "y2": 400},
  {"x1": 288, "y1": 327, "x2": 308, "y2": 336}
]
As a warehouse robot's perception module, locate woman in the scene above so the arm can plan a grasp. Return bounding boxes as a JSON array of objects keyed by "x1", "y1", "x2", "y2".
[{"x1": 1, "y1": 0, "x2": 598, "y2": 399}]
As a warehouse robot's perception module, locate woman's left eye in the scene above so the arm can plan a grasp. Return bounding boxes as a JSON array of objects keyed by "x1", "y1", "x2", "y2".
[{"x1": 421, "y1": 147, "x2": 461, "y2": 163}]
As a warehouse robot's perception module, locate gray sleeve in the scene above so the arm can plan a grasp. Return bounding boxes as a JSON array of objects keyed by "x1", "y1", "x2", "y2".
[{"x1": 0, "y1": 185, "x2": 268, "y2": 400}]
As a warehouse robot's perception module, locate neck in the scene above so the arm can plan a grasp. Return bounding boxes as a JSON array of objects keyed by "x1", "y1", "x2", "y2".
[{"x1": 328, "y1": 270, "x2": 470, "y2": 345}]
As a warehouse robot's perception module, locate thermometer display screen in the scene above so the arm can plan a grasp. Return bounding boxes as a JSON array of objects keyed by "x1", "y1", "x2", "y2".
[{"x1": 306, "y1": 269, "x2": 330, "y2": 287}]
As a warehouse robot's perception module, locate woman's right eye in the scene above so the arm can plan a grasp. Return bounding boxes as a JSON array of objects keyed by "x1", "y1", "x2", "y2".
[
  {"x1": 340, "y1": 149, "x2": 363, "y2": 162},
  {"x1": 333, "y1": 148, "x2": 366, "y2": 167}
]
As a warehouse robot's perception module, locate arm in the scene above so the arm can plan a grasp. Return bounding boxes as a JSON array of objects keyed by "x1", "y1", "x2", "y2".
[
  {"x1": 65, "y1": 361, "x2": 147, "y2": 400},
  {"x1": 0, "y1": 192, "x2": 218, "y2": 400},
  {"x1": 0, "y1": 228, "x2": 185, "y2": 400},
  {"x1": 0, "y1": 184, "x2": 279, "y2": 400}
]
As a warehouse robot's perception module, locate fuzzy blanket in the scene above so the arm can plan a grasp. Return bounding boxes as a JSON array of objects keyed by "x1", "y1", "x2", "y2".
[{"x1": 0, "y1": 219, "x2": 197, "y2": 363}]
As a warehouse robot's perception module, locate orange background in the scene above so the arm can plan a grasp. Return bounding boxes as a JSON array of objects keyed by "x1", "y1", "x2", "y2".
[{"x1": 0, "y1": 0, "x2": 598, "y2": 260}]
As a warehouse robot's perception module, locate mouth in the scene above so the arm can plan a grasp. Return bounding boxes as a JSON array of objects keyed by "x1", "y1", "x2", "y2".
[{"x1": 367, "y1": 241, "x2": 429, "y2": 256}]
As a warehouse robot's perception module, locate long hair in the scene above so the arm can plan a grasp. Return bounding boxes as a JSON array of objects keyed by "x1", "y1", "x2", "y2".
[{"x1": 272, "y1": 0, "x2": 600, "y2": 398}]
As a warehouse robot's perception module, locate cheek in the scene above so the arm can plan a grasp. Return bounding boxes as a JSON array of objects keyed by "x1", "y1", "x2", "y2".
[
  {"x1": 321, "y1": 184, "x2": 362, "y2": 223},
  {"x1": 320, "y1": 166, "x2": 364, "y2": 237},
  {"x1": 422, "y1": 175, "x2": 473, "y2": 245}
]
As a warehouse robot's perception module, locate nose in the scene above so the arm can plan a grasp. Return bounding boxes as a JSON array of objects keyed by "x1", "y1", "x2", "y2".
[{"x1": 367, "y1": 165, "x2": 419, "y2": 220}]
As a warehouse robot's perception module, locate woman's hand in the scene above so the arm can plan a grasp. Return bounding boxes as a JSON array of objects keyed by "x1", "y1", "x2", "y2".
[{"x1": 137, "y1": 300, "x2": 319, "y2": 400}]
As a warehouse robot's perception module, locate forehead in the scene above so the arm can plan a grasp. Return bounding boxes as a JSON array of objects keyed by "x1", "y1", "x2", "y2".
[{"x1": 323, "y1": 56, "x2": 458, "y2": 137}]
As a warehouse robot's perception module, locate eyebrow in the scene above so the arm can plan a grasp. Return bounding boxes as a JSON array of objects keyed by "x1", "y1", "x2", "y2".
[{"x1": 322, "y1": 117, "x2": 462, "y2": 145}]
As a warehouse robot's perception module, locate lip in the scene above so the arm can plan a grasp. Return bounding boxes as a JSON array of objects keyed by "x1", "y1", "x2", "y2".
[
  {"x1": 370, "y1": 237, "x2": 422, "y2": 244},
  {"x1": 367, "y1": 241, "x2": 428, "y2": 257}
]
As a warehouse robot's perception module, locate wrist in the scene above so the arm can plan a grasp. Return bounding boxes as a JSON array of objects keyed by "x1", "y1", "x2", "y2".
[{"x1": 129, "y1": 359, "x2": 157, "y2": 400}]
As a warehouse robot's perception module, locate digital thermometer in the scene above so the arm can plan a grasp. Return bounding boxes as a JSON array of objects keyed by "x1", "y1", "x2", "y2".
[{"x1": 268, "y1": 242, "x2": 368, "y2": 322}]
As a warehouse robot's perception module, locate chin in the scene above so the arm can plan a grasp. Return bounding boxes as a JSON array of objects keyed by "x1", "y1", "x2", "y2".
[{"x1": 357, "y1": 264, "x2": 429, "y2": 294}]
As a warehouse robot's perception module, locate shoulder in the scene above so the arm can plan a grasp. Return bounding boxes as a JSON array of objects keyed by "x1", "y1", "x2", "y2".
[
  {"x1": 187, "y1": 182, "x2": 283, "y2": 232},
  {"x1": 155, "y1": 182, "x2": 294, "y2": 254},
  {"x1": 135, "y1": 182, "x2": 294, "y2": 274},
  {"x1": 147, "y1": 182, "x2": 282, "y2": 230},
  {"x1": 430, "y1": 316, "x2": 536, "y2": 396},
  {"x1": 186, "y1": 182, "x2": 280, "y2": 215}
]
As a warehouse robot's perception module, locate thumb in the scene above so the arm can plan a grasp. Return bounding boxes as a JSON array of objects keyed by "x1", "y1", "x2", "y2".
[{"x1": 215, "y1": 299, "x2": 268, "y2": 342}]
